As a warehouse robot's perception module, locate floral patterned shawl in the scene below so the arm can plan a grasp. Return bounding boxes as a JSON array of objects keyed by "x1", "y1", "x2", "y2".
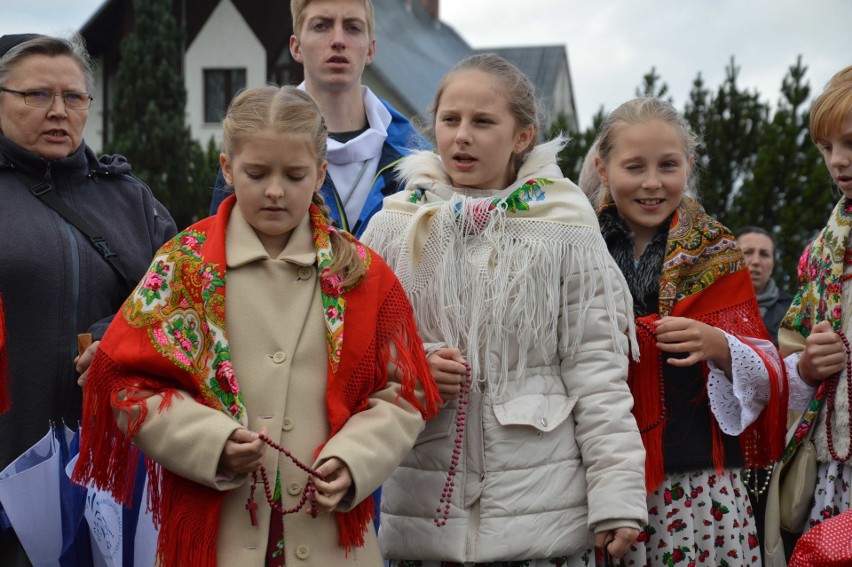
[
  {"x1": 779, "y1": 197, "x2": 852, "y2": 460},
  {"x1": 73, "y1": 195, "x2": 440, "y2": 567},
  {"x1": 781, "y1": 197, "x2": 852, "y2": 341}
]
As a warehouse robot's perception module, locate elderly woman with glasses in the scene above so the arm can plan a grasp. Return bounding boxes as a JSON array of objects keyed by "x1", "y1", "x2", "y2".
[{"x1": 0, "y1": 33, "x2": 176, "y2": 565}]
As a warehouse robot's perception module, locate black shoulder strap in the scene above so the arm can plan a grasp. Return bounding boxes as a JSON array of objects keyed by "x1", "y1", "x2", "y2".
[{"x1": 15, "y1": 171, "x2": 137, "y2": 293}]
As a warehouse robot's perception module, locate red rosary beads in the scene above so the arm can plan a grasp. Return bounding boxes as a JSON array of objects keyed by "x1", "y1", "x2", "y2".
[
  {"x1": 824, "y1": 330, "x2": 852, "y2": 462},
  {"x1": 435, "y1": 362, "x2": 471, "y2": 527},
  {"x1": 245, "y1": 433, "x2": 326, "y2": 526}
]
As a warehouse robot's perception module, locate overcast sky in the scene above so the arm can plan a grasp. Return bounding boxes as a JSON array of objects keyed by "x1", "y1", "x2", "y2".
[{"x1": 1, "y1": 0, "x2": 848, "y2": 129}]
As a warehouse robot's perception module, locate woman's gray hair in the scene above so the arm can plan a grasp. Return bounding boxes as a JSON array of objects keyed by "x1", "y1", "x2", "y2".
[{"x1": 0, "y1": 34, "x2": 94, "y2": 93}]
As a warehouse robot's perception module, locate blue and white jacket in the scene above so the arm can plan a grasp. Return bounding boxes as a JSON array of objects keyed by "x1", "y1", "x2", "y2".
[{"x1": 209, "y1": 94, "x2": 429, "y2": 238}]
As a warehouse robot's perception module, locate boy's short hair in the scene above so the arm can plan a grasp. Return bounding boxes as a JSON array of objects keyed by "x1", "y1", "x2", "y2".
[{"x1": 291, "y1": 0, "x2": 375, "y2": 39}]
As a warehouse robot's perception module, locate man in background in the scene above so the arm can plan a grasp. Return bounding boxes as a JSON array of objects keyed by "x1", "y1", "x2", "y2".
[{"x1": 210, "y1": 0, "x2": 428, "y2": 237}]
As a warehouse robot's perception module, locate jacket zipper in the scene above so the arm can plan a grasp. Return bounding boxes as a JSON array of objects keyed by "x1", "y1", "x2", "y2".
[{"x1": 48, "y1": 163, "x2": 83, "y2": 418}]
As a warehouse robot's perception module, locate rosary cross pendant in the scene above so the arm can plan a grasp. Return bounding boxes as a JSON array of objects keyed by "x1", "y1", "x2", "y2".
[{"x1": 246, "y1": 496, "x2": 258, "y2": 526}]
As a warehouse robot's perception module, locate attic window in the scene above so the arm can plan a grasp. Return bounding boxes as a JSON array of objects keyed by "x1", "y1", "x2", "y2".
[{"x1": 204, "y1": 68, "x2": 247, "y2": 123}]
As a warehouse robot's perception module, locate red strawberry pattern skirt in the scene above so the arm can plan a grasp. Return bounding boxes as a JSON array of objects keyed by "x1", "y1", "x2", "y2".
[
  {"x1": 620, "y1": 470, "x2": 761, "y2": 567},
  {"x1": 806, "y1": 460, "x2": 852, "y2": 529}
]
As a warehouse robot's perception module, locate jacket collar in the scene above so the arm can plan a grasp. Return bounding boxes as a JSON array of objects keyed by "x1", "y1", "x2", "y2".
[
  {"x1": 0, "y1": 132, "x2": 89, "y2": 179},
  {"x1": 226, "y1": 202, "x2": 317, "y2": 268}
]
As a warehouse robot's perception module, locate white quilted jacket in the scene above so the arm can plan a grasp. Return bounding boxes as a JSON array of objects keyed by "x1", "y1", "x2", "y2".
[{"x1": 362, "y1": 141, "x2": 648, "y2": 562}]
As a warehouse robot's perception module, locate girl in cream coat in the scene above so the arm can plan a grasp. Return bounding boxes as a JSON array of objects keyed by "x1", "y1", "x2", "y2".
[{"x1": 74, "y1": 87, "x2": 439, "y2": 567}]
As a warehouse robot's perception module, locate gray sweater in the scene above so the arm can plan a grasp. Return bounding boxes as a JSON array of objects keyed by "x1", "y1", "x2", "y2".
[{"x1": 0, "y1": 134, "x2": 177, "y2": 469}]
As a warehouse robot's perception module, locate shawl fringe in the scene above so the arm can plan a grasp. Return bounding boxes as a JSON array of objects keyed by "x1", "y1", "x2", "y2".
[
  {"x1": 631, "y1": 316, "x2": 665, "y2": 492},
  {"x1": 366, "y1": 200, "x2": 636, "y2": 398},
  {"x1": 154, "y1": 471, "x2": 223, "y2": 567},
  {"x1": 72, "y1": 351, "x2": 221, "y2": 567},
  {"x1": 73, "y1": 351, "x2": 148, "y2": 506},
  {"x1": 376, "y1": 279, "x2": 441, "y2": 417}
]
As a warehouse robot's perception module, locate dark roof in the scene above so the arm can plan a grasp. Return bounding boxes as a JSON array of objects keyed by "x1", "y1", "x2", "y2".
[
  {"x1": 477, "y1": 45, "x2": 567, "y2": 100},
  {"x1": 370, "y1": 0, "x2": 472, "y2": 117},
  {"x1": 477, "y1": 44, "x2": 577, "y2": 129}
]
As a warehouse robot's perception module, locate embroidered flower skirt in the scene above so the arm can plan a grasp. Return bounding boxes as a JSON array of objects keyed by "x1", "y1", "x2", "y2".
[
  {"x1": 807, "y1": 460, "x2": 852, "y2": 530},
  {"x1": 621, "y1": 470, "x2": 761, "y2": 567}
]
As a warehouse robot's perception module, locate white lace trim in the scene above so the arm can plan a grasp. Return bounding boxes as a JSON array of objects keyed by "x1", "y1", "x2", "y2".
[
  {"x1": 707, "y1": 332, "x2": 779, "y2": 435},
  {"x1": 785, "y1": 352, "x2": 818, "y2": 413}
]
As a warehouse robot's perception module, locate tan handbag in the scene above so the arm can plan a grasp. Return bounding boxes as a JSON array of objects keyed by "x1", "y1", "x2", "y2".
[
  {"x1": 764, "y1": 401, "x2": 825, "y2": 567},
  {"x1": 778, "y1": 422, "x2": 818, "y2": 532}
]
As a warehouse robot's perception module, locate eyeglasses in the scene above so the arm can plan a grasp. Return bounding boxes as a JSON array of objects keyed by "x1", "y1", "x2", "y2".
[{"x1": 0, "y1": 87, "x2": 93, "y2": 110}]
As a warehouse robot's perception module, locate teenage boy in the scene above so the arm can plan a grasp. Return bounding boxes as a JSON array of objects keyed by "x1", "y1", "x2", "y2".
[{"x1": 210, "y1": 0, "x2": 428, "y2": 237}]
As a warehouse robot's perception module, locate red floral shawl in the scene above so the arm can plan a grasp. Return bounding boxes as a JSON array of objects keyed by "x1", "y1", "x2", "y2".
[
  {"x1": 612, "y1": 198, "x2": 788, "y2": 492},
  {"x1": 73, "y1": 196, "x2": 440, "y2": 566}
]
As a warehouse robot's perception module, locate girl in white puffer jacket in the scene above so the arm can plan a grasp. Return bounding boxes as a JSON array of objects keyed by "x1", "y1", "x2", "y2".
[{"x1": 361, "y1": 54, "x2": 648, "y2": 567}]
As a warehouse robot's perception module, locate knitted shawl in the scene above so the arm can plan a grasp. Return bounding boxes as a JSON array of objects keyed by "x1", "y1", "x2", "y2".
[
  {"x1": 72, "y1": 196, "x2": 440, "y2": 567},
  {"x1": 600, "y1": 197, "x2": 788, "y2": 492},
  {"x1": 780, "y1": 197, "x2": 852, "y2": 462},
  {"x1": 362, "y1": 140, "x2": 637, "y2": 397}
]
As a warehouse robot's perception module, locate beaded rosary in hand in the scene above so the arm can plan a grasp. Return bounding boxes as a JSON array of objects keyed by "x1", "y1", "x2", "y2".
[
  {"x1": 824, "y1": 330, "x2": 852, "y2": 462},
  {"x1": 435, "y1": 362, "x2": 472, "y2": 527},
  {"x1": 245, "y1": 433, "x2": 326, "y2": 526}
]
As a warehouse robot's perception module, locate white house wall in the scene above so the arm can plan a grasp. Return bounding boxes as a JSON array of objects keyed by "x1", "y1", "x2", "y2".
[
  {"x1": 84, "y1": 58, "x2": 105, "y2": 154},
  {"x1": 185, "y1": 0, "x2": 267, "y2": 148}
]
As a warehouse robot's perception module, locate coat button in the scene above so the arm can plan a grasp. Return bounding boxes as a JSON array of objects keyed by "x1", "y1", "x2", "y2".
[
  {"x1": 287, "y1": 481, "x2": 302, "y2": 496},
  {"x1": 295, "y1": 544, "x2": 310, "y2": 559},
  {"x1": 272, "y1": 351, "x2": 287, "y2": 363},
  {"x1": 282, "y1": 417, "x2": 294, "y2": 431},
  {"x1": 297, "y1": 267, "x2": 314, "y2": 280},
  {"x1": 540, "y1": 417, "x2": 548, "y2": 428}
]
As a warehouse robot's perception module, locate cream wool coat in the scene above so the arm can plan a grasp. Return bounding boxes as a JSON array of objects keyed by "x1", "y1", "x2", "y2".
[
  {"x1": 124, "y1": 206, "x2": 426, "y2": 566},
  {"x1": 362, "y1": 141, "x2": 648, "y2": 563}
]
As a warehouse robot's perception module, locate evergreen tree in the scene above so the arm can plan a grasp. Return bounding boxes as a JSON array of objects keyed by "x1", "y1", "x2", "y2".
[
  {"x1": 189, "y1": 136, "x2": 223, "y2": 210},
  {"x1": 685, "y1": 58, "x2": 767, "y2": 223},
  {"x1": 636, "y1": 67, "x2": 671, "y2": 101},
  {"x1": 733, "y1": 57, "x2": 831, "y2": 289},
  {"x1": 549, "y1": 107, "x2": 606, "y2": 183},
  {"x1": 106, "y1": 0, "x2": 208, "y2": 228}
]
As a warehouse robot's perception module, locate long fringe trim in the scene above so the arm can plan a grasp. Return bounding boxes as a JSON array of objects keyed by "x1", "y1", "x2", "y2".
[
  {"x1": 73, "y1": 351, "x2": 150, "y2": 505},
  {"x1": 153, "y1": 469, "x2": 223, "y2": 567},
  {"x1": 320, "y1": 276, "x2": 440, "y2": 551},
  {"x1": 335, "y1": 495, "x2": 375, "y2": 553},
  {"x1": 72, "y1": 351, "x2": 225, "y2": 567},
  {"x1": 632, "y1": 316, "x2": 665, "y2": 493},
  {"x1": 738, "y1": 332, "x2": 788, "y2": 467},
  {"x1": 378, "y1": 279, "x2": 442, "y2": 419},
  {"x1": 365, "y1": 204, "x2": 636, "y2": 399}
]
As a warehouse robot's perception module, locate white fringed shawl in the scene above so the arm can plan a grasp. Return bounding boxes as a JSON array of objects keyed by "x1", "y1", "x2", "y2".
[{"x1": 361, "y1": 139, "x2": 637, "y2": 397}]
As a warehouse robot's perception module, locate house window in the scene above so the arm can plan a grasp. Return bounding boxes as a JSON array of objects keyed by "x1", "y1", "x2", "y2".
[{"x1": 204, "y1": 68, "x2": 247, "y2": 123}]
